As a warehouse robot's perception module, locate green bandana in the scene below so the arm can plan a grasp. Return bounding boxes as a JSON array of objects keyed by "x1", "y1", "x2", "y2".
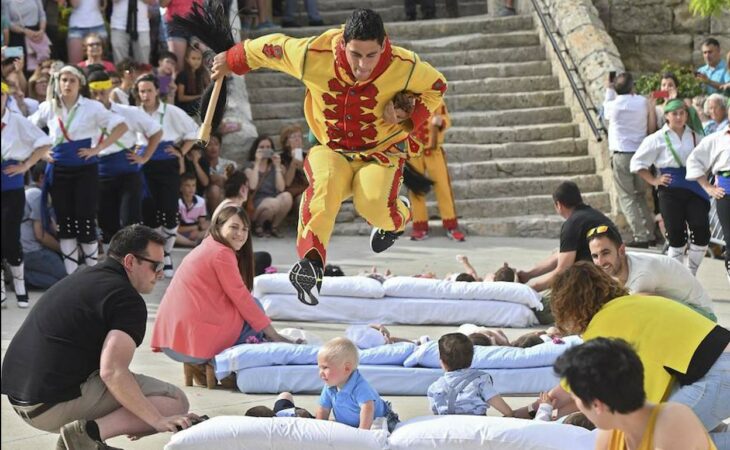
[
  {"x1": 662, "y1": 99, "x2": 685, "y2": 114},
  {"x1": 663, "y1": 99, "x2": 704, "y2": 136}
]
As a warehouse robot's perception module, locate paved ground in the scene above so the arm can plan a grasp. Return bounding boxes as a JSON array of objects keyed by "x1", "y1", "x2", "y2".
[{"x1": 2, "y1": 235, "x2": 728, "y2": 449}]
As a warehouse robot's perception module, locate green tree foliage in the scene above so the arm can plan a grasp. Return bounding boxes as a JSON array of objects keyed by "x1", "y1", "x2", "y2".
[
  {"x1": 635, "y1": 61, "x2": 704, "y2": 101},
  {"x1": 689, "y1": 0, "x2": 730, "y2": 16}
]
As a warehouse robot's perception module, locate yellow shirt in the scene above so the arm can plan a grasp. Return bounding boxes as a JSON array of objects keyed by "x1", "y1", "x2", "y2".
[
  {"x1": 226, "y1": 29, "x2": 447, "y2": 163},
  {"x1": 607, "y1": 404, "x2": 717, "y2": 450}
]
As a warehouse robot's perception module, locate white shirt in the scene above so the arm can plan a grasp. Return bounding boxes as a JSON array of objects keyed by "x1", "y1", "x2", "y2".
[
  {"x1": 2, "y1": 109, "x2": 52, "y2": 161},
  {"x1": 686, "y1": 125, "x2": 730, "y2": 179},
  {"x1": 625, "y1": 252, "x2": 713, "y2": 311},
  {"x1": 630, "y1": 124, "x2": 703, "y2": 173},
  {"x1": 603, "y1": 88, "x2": 649, "y2": 153},
  {"x1": 68, "y1": 0, "x2": 104, "y2": 28},
  {"x1": 110, "y1": 0, "x2": 150, "y2": 32},
  {"x1": 138, "y1": 101, "x2": 197, "y2": 144},
  {"x1": 29, "y1": 97, "x2": 126, "y2": 148},
  {"x1": 98, "y1": 103, "x2": 162, "y2": 156}
]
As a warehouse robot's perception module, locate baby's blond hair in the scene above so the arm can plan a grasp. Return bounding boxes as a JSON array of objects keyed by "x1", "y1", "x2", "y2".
[{"x1": 318, "y1": 337, "x2": 359, "y2": 367}]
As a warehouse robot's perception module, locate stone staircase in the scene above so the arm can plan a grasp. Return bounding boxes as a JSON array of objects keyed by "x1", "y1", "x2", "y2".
[{"x1": 243, "y1": 11, "x2": 611, "y2": 238}]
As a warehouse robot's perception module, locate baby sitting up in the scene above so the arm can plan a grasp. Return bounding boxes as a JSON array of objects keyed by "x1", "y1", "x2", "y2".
[
  {"x1": 316, "y1": 337, "x2": 400, "y2": 431},
  {"x1": 245, "y1": 392, "x2": 314, "y2": 418},
  {"x1": 427, "y1": 333, "x2": 513, "y2": 417}
]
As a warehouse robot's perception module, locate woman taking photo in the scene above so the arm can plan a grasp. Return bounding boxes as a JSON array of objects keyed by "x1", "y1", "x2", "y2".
[
  {"x1": 29, "y1": 65, "x2": 127, "y2": 274},
  {"x1": 279, "y1": 124, "x2": 309, "y2": 202},
  {"x1": 244, "y1": 136, "x2": 293, "y2": 238},
  {"x1": 151, "y1": 206, "x2": 297, "y2": 388},
  {"x1": 630, "y1": 99, "x2": 711, "y2": 275}
]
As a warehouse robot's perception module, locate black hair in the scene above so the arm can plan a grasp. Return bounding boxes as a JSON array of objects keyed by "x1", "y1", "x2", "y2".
[
  {"x1": 87, "y1": 67, "x2": 110, "y2": 83},
  {"x1": 661, "y1": 72, "x2": 679, "y2": 89},
  {"x1": 586, "y1": 224, "x2": 623, "y2": 247},
  {"x1": 563, "y1": 412, "x2": 596, "y2": 430},
  {"x1": 247, "y1": 135, "x2": 276, "y2": 161},
  {"x1": 254, "y1": 251, "x2": 272, "y2": 276},
  {"x1": 438, "y1": 332, "x2": 474, "y2": 371},
  {"x1": 324, "y1": 264, "x2": 345, "y2": 276},
  {"x1": 180, "y1": 172, "x2": 197, "y2": 183},
  {"x1": 701, "y1": 37, "x2": 720, "y2": 48},
  {"x1": 552, "y1": 181, "x2": 583, "y2": 208},
  {"x1": 223, "y1": 168, "x2": 248, "y2": 198},
  {"x1": 614, "y1": 72, "x2": 633, "y2": 95},
  {"x1": 30, "y1": 160, "x2": 47, "y2": 183},
  {"x1": 512, "y1": 332, "x2": 544, "y2": 348},
  {"x1": 245, "y1": 406, "x2": 275, "y2": 417},
  {"x1": 468, "y1": 333, "x2": 492, "y2": 347},
  {"x1": 455, "y1": 273, "x2": 476, "y2": 282},
  {"x1": 158, "y1": 50, "x2": 179, "y2": 63},
  {"x1": 553, "y1": 338, "x2": 646, "y2": 414},
  {"x1": 117, "y1": 58, "x2": 136, "y2": 74},
  {"x1": 343, "y1": 9, "x2": 386, "y2": 45},
  {"x1": 108, "y1": 225, "x2": 166, "y2": 259},
  {"x1": 133, "y1": 73, "x2": 159, "y2": 102}
]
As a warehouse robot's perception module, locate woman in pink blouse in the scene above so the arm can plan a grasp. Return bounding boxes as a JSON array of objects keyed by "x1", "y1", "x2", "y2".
[{"x1": 151, "y1": 205, "x2": 295, "y2": 388}]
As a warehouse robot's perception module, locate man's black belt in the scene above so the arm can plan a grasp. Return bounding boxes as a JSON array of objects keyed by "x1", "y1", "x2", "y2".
[
  {"x1": 8, "y1": 396, "x2": 56, "y2": 420},
  {"x1": 612, "y1": 151, "x2": 635, "y2": 154}
]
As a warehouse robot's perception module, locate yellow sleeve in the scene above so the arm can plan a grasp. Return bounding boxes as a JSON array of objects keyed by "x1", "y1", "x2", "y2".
[
  {"x1": 405, "y1": 56, "x2": 447, "y2": 131},
  {"x1": 226, "y1": 33, "x2": 313, "y2": 80}
]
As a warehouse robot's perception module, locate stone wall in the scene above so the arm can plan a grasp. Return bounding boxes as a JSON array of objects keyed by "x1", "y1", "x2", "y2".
[{"x1": 592, "y1": 0, "x2": 730, "y2": 73}]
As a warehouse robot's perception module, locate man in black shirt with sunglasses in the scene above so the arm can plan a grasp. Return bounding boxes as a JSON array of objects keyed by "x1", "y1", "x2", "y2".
[{"x1": 2, "y1": 225, "x2": 198, "y2": 449}]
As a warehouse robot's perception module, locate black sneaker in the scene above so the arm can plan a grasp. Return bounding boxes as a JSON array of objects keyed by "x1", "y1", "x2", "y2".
[
  {"x1": 370, "y1": 228, "x2": 404, "y2": 253},
  {"x1": 281, "y1": 19, "x2": 299, "y2": 28},
  {"x1": 289, "y1": 259, "x2": 323, "y2": 306}
]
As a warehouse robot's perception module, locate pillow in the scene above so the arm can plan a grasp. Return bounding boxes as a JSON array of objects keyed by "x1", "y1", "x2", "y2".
[
  {"x1": 388, "y1": 416, "x2": 596, "y2": 450},
  {"x1": 164, "y1": 416, "x2": 388, "y2": 450},
  {"x1": 403, "y1": 336, "x2": 583, "y2": 369},
  {"x1": 254, "y1": 273, "x2": 385, "y2": 299},
  {"x1": 382, "y1": 277, "x2": 542, "y2": 309}
]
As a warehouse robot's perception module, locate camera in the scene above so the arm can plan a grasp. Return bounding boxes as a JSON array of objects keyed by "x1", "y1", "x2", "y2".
[{"x1": 260, "y1": 148, "x2": 274, "y2": 159}]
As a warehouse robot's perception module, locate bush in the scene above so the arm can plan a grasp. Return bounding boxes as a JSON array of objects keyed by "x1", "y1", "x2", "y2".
[{"x1": 635, "y1": 61, "x2": 704, "y2": 101}]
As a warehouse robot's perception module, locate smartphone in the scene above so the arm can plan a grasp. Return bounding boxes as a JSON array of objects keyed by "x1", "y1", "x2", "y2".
[
  {"x1": 608, "y1": 71, "x2": 616, "y2": 83},
  {"x1": 261, "y1": 148, "x2": 274, "y2": 159},
  {"x1": 293, "y1": 147, "x2": 304, "y2": 161},
  {"x1": 4, "y1": 47, "x2": 23, "y2": 59},
  {"x1": 651, "y1": 90, "x2": 669, "y2": 99}
]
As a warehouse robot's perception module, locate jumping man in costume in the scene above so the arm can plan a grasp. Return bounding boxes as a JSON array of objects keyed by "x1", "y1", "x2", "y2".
[
  {"x1": 406, "y1": 101, "x2": 465, "y2": 242},
  {"x1": 212, "y1": 9, "x2": 447, "y2": 305}
]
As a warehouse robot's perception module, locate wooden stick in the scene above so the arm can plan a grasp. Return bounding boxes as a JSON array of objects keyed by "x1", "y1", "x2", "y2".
[{"x1": 198, "y1": 77, "x2": 224, "y2": 145}]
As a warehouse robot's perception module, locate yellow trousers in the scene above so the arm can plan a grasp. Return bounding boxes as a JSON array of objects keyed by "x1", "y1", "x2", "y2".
[
  {"x1": 407, "y1": 147, "x2": 458, "y2": 232},
  {"x1": 297, "y1": 145, "x2": 411, "y2": 263}
]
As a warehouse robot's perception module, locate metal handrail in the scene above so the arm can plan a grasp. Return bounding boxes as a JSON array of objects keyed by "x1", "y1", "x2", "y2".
[{"x1": 529, "y1": 0, "x2": 607, "y2": 142}]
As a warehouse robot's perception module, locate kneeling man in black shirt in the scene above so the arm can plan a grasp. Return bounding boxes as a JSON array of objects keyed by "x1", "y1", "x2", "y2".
[{"x1": 2, "y1": 225, "x2": 198, "y2": 449}]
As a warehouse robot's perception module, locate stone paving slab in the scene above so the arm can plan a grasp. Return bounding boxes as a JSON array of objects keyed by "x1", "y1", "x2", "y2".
[{"x1": 2, "y1": 236, "x2": 728, "y2": 449}]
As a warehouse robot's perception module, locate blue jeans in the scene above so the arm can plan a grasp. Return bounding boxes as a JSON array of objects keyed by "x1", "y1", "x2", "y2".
[
  {"x1": 24, "y1": 248, "x2": 67, "y2": 289},
  {"x1": 669, "y1": 352, "x2": 730, "y2": 449},
  {"x1": 284, "y1": 0, "x2": 322, "y2": 21},
  {"x1": 234, "y1": 296, "x2": 266, "y2": 345}
]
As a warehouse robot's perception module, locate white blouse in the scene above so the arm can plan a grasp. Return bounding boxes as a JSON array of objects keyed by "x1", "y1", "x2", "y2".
[
  {"x1": 98, "y1": 103, "x2": 162, "y2": 156},
  {"x1": 686, "y1": 125, "x2": 730, "y2": 180},
  {"x1": 2, "y1": 109, "x2": 52, "y2": 161},
  {"x1": 138, "y1": 102, "x2": 197, "y2": 145},
  {"x1": 29, "y1": 97, "x2": 126, "y2": 148},
  {"x1": 630, "y1": 124, "x2": 703, "y2": 173}
]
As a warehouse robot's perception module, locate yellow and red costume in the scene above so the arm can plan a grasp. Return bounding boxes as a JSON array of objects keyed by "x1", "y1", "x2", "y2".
[
  {"x1": 406, "y1": 103, "x2": 460, "y2": 234},
  {"x1": 226, "y1": 29, "x2": 447, "y2": 262}
]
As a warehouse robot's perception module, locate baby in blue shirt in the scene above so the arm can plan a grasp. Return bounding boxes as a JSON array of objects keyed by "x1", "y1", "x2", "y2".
[
  {"x1": 316, "y1": 337, "x2": 399, "y2": 431},
  {"x1": 427, "y1": 333, "x2": 514, "y2": 416}
]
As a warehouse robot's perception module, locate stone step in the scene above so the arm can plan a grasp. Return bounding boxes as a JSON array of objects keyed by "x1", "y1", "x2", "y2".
[
  {"x1": 251, "y1": 102, "x2": 304, "y2": 119},
  {"x1": 398, "y1": 31, "x2": 540, "y2": 53},
  {"x1": 446, "y1": 155, "x2": 596, "y2": 181},
  {"x1": 245, "y1": 72, "x2": 301, "y2": 89},
  {"x1": 442, "y1": 138, "x2": 588, "y2": 163},
  {"x1": 447, "y1": 76, "x2": 560, "y2": 95},
  {"x1": 316, "y1": 1, "x2": 487, "y2": 24},
  {"x1": 249, "y1": 15, "x2": 534, "y2": 41},
  {"x1": 445, "y1": 123, "x2": 580, "y2": 145},
  {"x1": 445, "y1": 174, "x2": 604, "y2": 200},
  {"x1": 445, "y1": 91, "x2": 565, "y2": 111},
  {"x1": 439, "y1": 61, "x2": 554, "y2": 81},
  {"x1": 250, "y1": 86, "x2": 306, "y2": 104},
  {"x1": 255, "y1": 118, "x2": 309, "y2": 138},
  {"x1": 448, "y1": 107, "x2": 573, "y2": 127},
  {"x1": 421, "y1": 46, "x2": 545, "y2": 67}
]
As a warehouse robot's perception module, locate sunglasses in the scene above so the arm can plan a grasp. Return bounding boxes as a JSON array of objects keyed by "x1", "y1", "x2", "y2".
[
  {"x1": 586, "y1": 225, "x2": 610, "y2": 239},
  {"x1": 133, "y1": 254, "x2": 165, "y2": 273}
]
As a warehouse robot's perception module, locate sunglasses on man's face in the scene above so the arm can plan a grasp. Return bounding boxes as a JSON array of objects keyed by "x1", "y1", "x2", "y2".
[{"x1": 133, "y1": 254, "x2": 165, "y2": 273}]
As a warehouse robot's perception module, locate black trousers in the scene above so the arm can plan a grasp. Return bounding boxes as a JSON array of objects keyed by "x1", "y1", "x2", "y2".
[
  {"x1": 99, "y1": 172, "x2": 143, "y2": 243},
  {"x1": 142, "y1": 160, "x2": 180, "y2": 229},
  {"x1": 405, "y1": 0, "x2": 436, "y2": 19},
  {"x1": 716, "y1": 196, "x2": 730, "y2": 274},
  {"x1": 50, "y1": 164, "x2": 99, "y2": 242},
  {"x1": 1, "y1": 189, "x2": 26, "y2": 265},
  {"x1": 657, "y1": 187, "x2": 710, "y2": 247}
]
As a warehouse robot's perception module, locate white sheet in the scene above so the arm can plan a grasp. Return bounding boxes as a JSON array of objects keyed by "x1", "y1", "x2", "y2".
[
  {"x1": 254, "y1": 273, "x2": 385, "y2": 298},
  {"x1": 383, "y1": 276, "x2": 543, "y2": 309},
  {"x1": 235, "y1": 365, "x2": 559, "y2": 395},
  {"x1": 260, "y1": 294, "x2": 538, "y2": 327}
]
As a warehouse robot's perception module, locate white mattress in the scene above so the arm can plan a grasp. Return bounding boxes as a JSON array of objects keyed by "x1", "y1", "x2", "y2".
[
  {"x1": 235, "y1": 364, "x2": 558, "y2": 395},
  {"x1": 260, "y1": 294, "x2": 538, "y2": 327}
]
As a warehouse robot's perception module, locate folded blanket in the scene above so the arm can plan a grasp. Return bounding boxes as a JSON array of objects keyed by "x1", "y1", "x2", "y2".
[{"x1": 254, "y1": 273, "x2": 385, "y2": 299}]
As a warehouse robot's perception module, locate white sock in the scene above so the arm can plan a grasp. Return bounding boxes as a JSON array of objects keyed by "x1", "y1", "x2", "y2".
[
  {"x1": 60, "y1": 239, "x2": 79, "y2": 274},
  {"x1": 161, "y1": 226, "x2": 177, "y2": 265},
  {"x1": 667, "y1": 246, "x2": 685, "y2": 265},
  {"x1": 1, "y1": 269, "x2": 6, "y2": 303},
  {"x1": 9, "y1": 264, "x2": 26, "y2": 297},
  {"x1": 686, "y1": 244, "x2": 707, "y2": 276},
  {"x1": 80, "y1": 242, "x2": 99, "y2": 267}
]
